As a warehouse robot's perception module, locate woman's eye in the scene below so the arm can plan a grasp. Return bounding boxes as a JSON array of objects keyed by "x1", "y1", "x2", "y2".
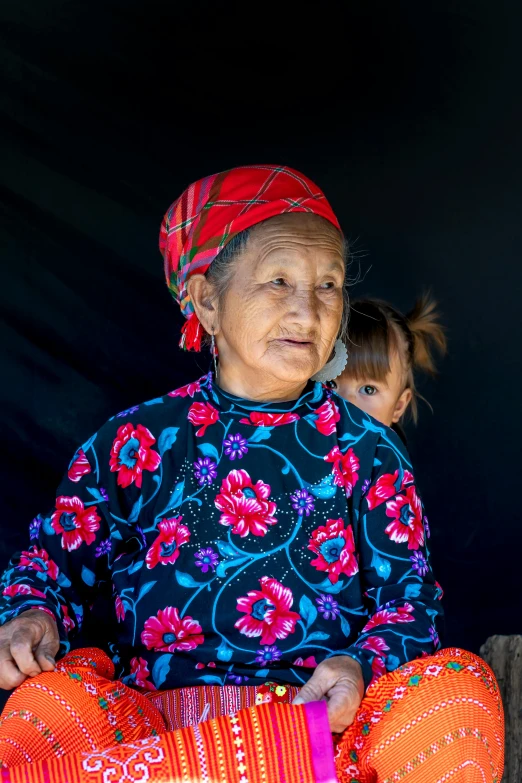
[
  {"x1": 319, "y1": 281, "x2": 335, "y2": 290},
  {"x1": 271, "y1": 278, "x2": 286, "y2": 287},
  {"x1": 360, "y1": 385, "x2": 378, "y2": 396}
]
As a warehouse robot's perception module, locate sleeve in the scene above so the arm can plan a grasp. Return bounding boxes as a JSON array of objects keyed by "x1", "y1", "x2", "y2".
[
  {"x1": 0, "y1": 437, "x2": 113, "y2": 654},
  {"x1": 342, "y1": 429, "x2": 443, "y2": 690}
]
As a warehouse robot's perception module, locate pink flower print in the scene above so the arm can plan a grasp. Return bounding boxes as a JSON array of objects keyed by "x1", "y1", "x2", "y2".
[
  {"x1": 385, "y1": 486, "x2": 424, "y2": 550},
  {"x1": 67, "y1": 449, "x2": 92, "y2": 483},
  {"x1": 293, "y1": 656, "x2": 318, "y2": 668},
  {"x1": 366, "y1": 470, "x2": 415, "y2": 510},
  {"x1": 18, "y1": 547, "x2": 59, "y2": 581},
  {"x1": 324, "y1": 447, "x2": 360, "y2": 497},
  {"x1": 168, "y1": 380, "x2": 202, "y2": 398},
  {"x1": 215, "y1": 469, "x2": 277, "y2": 538},
  {"x1": 362, "y1": 602, "x2": 415, "y2": 632},
  {"x1": 358, "y1": 636, "x2": 390, "y2": 656},
  {"x1": 313, "y1": 399, "x2": 340, "y2": 436},
  {"x1": 239, "y1": 411, "x2": 300, "y2": 427},
  {"x1": 141, "y1": 607, "x2": 204, "y2": 653},
  {"x1": 187, "y1": 402, "x2": 219, "y2": 437},
  {"x1": 51, "y1": 496, "x2": 100, "y2": 552},
  {"x1": 129, "y1": 656, "x2": 156, "y2": 691},
  {"x1": 235, "y1": 577, "x2": 300, "y2": 645},
  {"x1": 145, "y1": 516, "x2": 190, "y2": 569},
  {"x1": 308, "y1": 518, "x2": 358, "y2": 584},
  {"x1": 109, "y1": 423, "x2": 161, "y2": 489}
]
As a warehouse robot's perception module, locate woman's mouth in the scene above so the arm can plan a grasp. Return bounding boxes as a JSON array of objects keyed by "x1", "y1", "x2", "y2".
[{"x1": 274, "y1": 338, "x2": 314, "y2": 349}]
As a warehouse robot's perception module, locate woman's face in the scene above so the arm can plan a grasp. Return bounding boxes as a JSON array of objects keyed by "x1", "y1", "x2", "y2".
[{"x1": 208, "y1": 214, "x2": 345, "y2": 399}]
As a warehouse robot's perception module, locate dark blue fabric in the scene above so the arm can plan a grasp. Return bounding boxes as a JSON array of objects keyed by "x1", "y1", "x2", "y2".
[{"x1": 0, "y1": 374, "x2": 442, "y2": 692}]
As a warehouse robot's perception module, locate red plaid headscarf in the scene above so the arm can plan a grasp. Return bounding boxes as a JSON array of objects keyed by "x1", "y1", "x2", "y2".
[{"x1": 159, "y1": 164, "x2": 341, "y2": 351}]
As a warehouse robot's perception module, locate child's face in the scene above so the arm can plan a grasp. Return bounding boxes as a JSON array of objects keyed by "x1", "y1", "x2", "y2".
[{"x1": 333, "y1": 351, "x2": 412, "y2": 427}]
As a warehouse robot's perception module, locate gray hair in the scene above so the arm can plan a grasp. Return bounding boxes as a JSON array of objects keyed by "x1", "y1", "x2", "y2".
[{"x1": 205, "y1": 224, "x2": 350, "y2": 341}]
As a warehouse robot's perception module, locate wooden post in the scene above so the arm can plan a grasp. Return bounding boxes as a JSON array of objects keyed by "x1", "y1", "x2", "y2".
[{"x1": 480, "y1": 635, "x2": 522, "y2": 783}]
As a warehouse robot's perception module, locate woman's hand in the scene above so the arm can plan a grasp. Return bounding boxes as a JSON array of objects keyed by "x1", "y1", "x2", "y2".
[
  {"x1": 293, "y1": 655, "x2": 364, "y2": 733},
  {"x1": 0, "y1": 610, "x2": 59, "y2": 690}
]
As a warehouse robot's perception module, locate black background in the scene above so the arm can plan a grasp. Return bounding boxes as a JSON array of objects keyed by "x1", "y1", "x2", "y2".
[{"x1": 1, "y1": 0, "x2": 521, "y2": 660}]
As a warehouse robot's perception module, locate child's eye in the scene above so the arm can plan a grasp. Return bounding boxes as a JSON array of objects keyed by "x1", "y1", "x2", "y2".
[{"x1": 359, "y1": 385, "x2": 378, "y2": 396}]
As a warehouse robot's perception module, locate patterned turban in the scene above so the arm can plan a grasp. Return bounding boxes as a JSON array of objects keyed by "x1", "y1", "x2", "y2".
[{"x1": 159, "y1": 164, "x2": 341, "y2": 351}]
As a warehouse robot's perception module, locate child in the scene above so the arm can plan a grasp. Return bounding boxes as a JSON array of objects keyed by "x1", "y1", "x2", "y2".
[{"x1": 332, "y1": 294, "x2": 447, "y2": 429}]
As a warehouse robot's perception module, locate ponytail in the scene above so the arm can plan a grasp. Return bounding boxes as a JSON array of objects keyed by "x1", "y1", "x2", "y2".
[{"x1": 406, "y1": 293, "x2": 447, "y2": 376}]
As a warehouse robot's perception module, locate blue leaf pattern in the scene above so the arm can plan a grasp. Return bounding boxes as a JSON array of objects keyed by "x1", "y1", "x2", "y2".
[
  {"x1": 152, "y1": 654, "x2": 171, "y2": 688},
  {"x1": 309, "y1": 474, "x2": 337, "y2": 500},
  {"x1": 81, "y1": 566, "x2": 95, "y2": 586},
  {"x1": 198, "y1": 675, "x2": 223, "y2": 685},
  {"x1": 158, "y1": 427, "x2": 179, "y2": 456},
  {"x1": 197, "y1": 442, "x2": 220, "y2": 461},
  {"x1": 175, "y1": 571, "x2": 201, "y2": 588},
  {"x1": 248, "y1": 428, "x2": 273, "y2": 443},
  {"x1": 137, "y1": 581, "x2": 157, "y2": 602},
  {"x1": 299, "y1": 595, "x2": 317, "y2": 627},
  {"x1": 405, "y1": 583, "x2": 422, "y2": 599},
  {"x1": 371, "y1": 550, "x2": 392, "y2": 581},
  {"x1": 216, "y1": 640, "x2": 233, "y2": 662},
  {"x1": 42, "y1": 517, "x2": 55, "y2": 536},
  {"x1": 86, "y1": 487, "x2": 106, "y2": 502},
  {"x1": 306, "y1": 631, "x2": 330, "y2": 642},
  {"x1": 215, "y1": 540, "x2": 238, "y2": 559},
  {"x1": 318, "y1": 578, "x2": 346, "y2": 595},
  {"x1": 128, "y1": 496, "x2": 143, "y2": 524},
  {"x1": 216, "y1": 556, "x2": 250, "y2": 578}
]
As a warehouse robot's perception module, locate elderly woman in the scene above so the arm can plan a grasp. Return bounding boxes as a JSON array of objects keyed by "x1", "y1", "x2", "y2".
[{"x1": 0, "y1": 166, "x2": 503, "y2": 783}]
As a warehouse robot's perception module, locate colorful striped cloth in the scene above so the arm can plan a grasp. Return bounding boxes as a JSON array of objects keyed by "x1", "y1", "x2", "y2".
[
  {"x1": 0, "y1": 647, "x2": 504, "y2": 782},
  {"x1": 159, "y1": 165, "x2": 340, "y2": 350},
  {"x1": 147, "y1": 682, "x2": 301, "y2": 731}
]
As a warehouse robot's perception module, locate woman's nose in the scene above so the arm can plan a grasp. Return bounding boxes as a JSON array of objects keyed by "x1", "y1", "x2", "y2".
[{"x1": 286, "y1": 288, "x2": 320, "y2": 328}]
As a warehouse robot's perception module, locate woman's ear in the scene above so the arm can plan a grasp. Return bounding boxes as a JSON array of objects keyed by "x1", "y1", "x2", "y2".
[
  {"x1": 392, "y1": 388, "x2": 413, "y2": 423},
  {"x1": 187, "y1": 275, "x2": 220, "y2": 334}
]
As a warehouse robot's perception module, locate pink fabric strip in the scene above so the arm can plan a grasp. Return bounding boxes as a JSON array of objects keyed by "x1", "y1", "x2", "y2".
[{"x1": 304, "y1": 701, "x2": 338, "y2": 783}]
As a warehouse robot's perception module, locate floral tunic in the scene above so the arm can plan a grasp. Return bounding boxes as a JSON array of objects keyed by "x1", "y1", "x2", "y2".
[{"x1": 0, "y1": 374, "x2": 442, "y2": 692}]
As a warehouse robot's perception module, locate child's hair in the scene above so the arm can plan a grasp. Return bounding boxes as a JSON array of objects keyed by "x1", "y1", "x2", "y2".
[{"x1": 345, "y1": 293, "x2": 447, "y2": 422}]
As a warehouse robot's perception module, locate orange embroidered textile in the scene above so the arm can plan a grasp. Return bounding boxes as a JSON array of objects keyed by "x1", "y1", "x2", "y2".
[
  {"x1": 336, "y1": 647, "x2": 504, "y2": 782},
  {"x1": 0, "y1": 649, "x2": 335, "y2": 783},
  {"x1": 0, "y1": 647, "x2": 504, "y2": 783},
  {"x1": 0, "y1": 649, "x2": 165, "y2": 766}
]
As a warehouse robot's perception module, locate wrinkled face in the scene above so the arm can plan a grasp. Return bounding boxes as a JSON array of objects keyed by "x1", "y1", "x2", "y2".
[
  {"x1": 215, "y1": 214, "x2": 345, "y2": 393},
  {"x1": 334, "y1": 350, "x2": 412, "y2": 426}
]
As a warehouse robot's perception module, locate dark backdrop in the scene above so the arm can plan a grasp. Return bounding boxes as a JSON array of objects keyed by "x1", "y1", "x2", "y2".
[{"x1": 1, "y1": 0, "x2": 521, "y2": 661}]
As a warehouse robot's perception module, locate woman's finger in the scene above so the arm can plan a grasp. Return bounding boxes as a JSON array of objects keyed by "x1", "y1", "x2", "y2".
[
  {"x1": 0, "y1": 645, "x2": 26, "y2": 690},
  {"x1": 34, "y1": 640, "x2": 58, "y2": 672},
  {"x1": 9, "y1": 626, "x2": 43, "y2": 678},
  {"x1": 325, "y1": 679, "x2": 362, "y2": 733},
  {"x1": 292, "y1": 668, "x2": 329, "y2": 705},
  {"x1": 34, "y1": 620, "x2": 60, "y2": 672}
]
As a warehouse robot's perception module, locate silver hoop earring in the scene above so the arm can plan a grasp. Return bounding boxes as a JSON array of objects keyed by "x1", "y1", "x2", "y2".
[
  {"x1": 311, "y1": 339, "x2": 348, "y2": 383},
  {"x1": 210, "y1": 332, "x2": 218, "y2": 380}
]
